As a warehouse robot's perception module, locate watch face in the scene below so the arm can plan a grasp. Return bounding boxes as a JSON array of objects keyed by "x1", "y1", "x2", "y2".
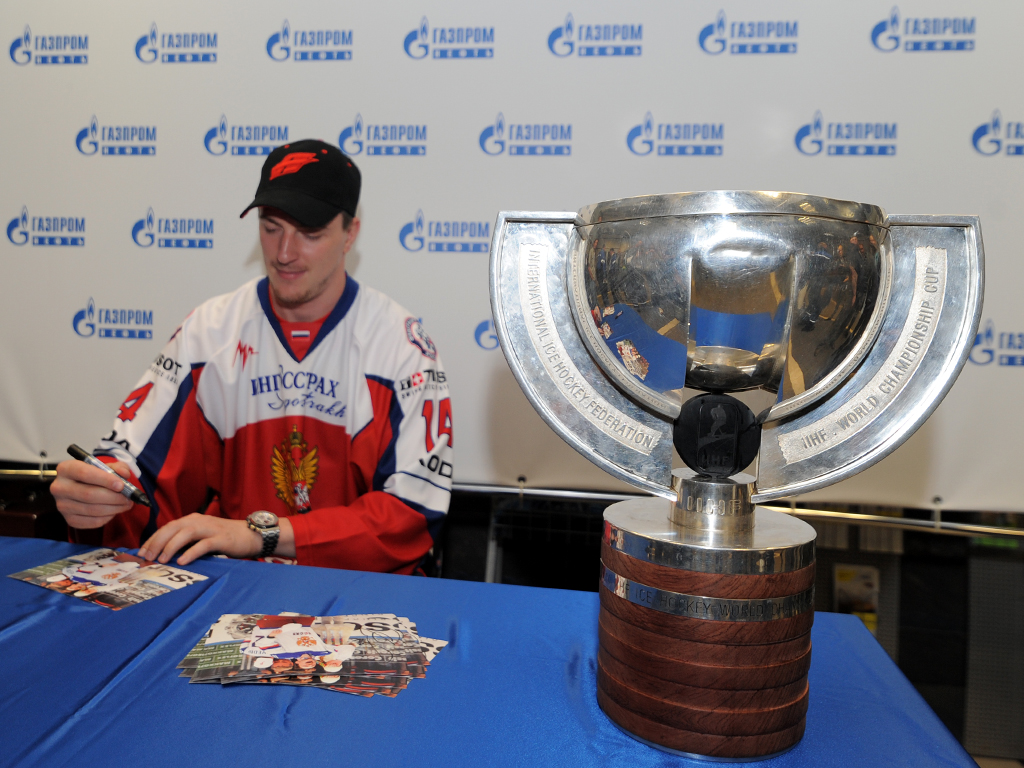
[{"x1": 249, "y1": 511, "x2": 278, "y2": 528}]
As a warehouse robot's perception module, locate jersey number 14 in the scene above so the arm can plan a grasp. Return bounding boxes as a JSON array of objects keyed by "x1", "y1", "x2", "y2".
[{"x1": 421, "y1": 397, "x2": 453, "y2": 451}]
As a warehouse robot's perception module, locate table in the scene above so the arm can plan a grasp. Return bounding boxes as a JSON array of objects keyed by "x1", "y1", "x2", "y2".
[{"x1": 0, "y1": 537, "x2": 974, "y2": 767}]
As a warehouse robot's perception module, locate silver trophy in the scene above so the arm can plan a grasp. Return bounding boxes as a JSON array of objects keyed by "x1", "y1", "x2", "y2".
[{"x1": 489, "y1": 192, "x2": 983, "y2": 759}]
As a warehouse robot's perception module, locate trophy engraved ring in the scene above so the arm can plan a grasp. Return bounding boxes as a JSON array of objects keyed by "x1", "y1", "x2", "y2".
[{"x1": 489, "y1": 191, "x2": 984, "y2": 760}]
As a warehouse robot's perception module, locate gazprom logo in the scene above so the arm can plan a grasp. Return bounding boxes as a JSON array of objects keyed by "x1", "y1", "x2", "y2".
[
  {"x1": 479, "y1": 113, "x2": 504, "y2": 154},
  {"x1": 547, "y1": 13, "x2": 641, "y2": 57},
  {"x1": 339, "y1": 114, "x2": 363, "y2": 154},
  {"x1": 972, "y1": 110, "x2": 1024, "y2": 156},
  {"x1": 699, "y1": 10, "x2": 797, "y2": 55},
  {"x1": 204, "y1": 114, "x2": 288, "y2": 156},
  {"x1": 204, "y1": 115, "x2": 229, "y2": 155},
  {"x1": 5, "y1": 207, "x2": 28, "y2": 245},
  {"x1": 7, "y1": 205, "x2": 85, "y2": 246},
  {"x1": 339, "y1": 114, "x2": 426, "y2": 156},
  {"x1": 266, "y1": 19, "x2": 352, "y2": 61},
  {"x1": 9, "y1": 26, "x2": 88, "y2": 65},
  {"x1": 627, "y1": 112, "x2": 723, "y2": 156},
  {"x1": 132, "y1": 208, "x2": 214, "y2": 249},
  {"x1": 969, "y1": 319, "x2": 1024, "y2": 367},
  {"x1": 403, "y1": 17, "x2": 494, "y2": 59},
  {"x1": 267, "y1": 20, "x2": 290, "y2": 60},
  {"x1": 72, "y1": 298, "x2": 96, "y2": 337},
  {"x1": 548, "y1": 15, "x2": 575, "y2": 56},
  {"x1": 399, "y1": 209, "x2": 490, "y2": 253},
  {"x1": 479, "y1": 113, "x2": 571, "y2": 156},
  {"x1": 795, "y1": 111, "x2": 896, "y2": 156},
  {"x1": 970, "y1": 319, "x2": 995, "y2": 365},
  {"x1": 794, "y1": 111, "x2": 824, "y2": 155},
  {"x1": 73, "y1": 298, "x2": 153, "y2": 339},
  {"x1": 871, "y1": 7, "x2": 975, "y2": 52},
  {"x1": 474, "y1": 319, "x2": 499, "y2": 350},
  {"x1": 76, "y1": 115, "x2": 157, "y2": 156},
  {"x1": 135, "y1": 23, "x2": 217, "y2": 63},
  {"x1": 870, "y1": 8, "x2": 901, "y2": 51}
]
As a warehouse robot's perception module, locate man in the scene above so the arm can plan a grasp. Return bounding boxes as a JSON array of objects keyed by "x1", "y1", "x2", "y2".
[{"x1": 50, "y1": 140, "x2": 453, "y2": 574}]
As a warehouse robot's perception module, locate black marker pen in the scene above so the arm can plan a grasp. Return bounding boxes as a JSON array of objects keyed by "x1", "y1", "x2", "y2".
[{"x1": 67, "y1": 444, "x2": 152, "y2": 508}]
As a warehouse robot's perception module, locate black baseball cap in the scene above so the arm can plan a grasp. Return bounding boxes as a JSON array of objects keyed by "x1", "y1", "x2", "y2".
[{"x1": 240, "y1": 139, "x2": 361, "y2": 227}]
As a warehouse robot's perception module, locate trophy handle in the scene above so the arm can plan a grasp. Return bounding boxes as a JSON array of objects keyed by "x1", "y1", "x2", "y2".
[
  {"x1": 753, "y1": 215, "x2": 985, "y2": 502},
  {"x1": 490, "y1": 212, "x2": 676, "y2": 498}
]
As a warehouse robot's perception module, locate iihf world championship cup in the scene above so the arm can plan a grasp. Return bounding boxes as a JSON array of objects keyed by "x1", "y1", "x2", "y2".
[{"x1": 489, "y1": 191, "x2": 984, "y2": 759}]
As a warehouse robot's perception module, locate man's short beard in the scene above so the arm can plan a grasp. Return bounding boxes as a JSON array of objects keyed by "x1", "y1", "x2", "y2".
[{"x1": 270, "y1": 272, "x2": 332, "y2": 309}]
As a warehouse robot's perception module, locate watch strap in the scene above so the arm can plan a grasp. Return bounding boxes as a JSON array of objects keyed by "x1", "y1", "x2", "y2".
[{"x1": 257, "y1": 527, "x2": 280, "y2": 559}]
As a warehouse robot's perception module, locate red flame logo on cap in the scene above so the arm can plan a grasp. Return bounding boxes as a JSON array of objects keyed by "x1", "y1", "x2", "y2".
[{"x1": 270, "y1": 152, "x2": 319, "y2": 180}]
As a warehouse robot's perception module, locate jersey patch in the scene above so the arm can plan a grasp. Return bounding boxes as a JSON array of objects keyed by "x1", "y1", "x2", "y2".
[
  {"x1": 271, "y1": 425, "x2": 319, "y2": 514},
  {"x1": 270, "y1": 152, "x2": 318, "y2": 180},
  {"x1": 405, "y1": 317, "x2": 437, "y2": 360},
  {"x1": 234, "y1": 340, "x2": 258, "y2": 370}
]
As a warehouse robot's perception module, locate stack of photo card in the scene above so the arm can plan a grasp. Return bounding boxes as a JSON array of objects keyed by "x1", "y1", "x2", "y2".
[
  {"x1": 178, "y1": 613, "x2": 447, "y2": 697},
  {"x1": 8, "y1": 548, "x2": 207, "y2": 610}
]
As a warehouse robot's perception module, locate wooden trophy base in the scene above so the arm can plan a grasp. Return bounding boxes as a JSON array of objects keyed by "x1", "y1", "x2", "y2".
[{"x1": 599, "y1": 495, "x2": 817, "y2": 760}]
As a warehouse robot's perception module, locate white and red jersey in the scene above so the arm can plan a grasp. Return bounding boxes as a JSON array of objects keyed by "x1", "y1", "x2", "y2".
[{"x1": 87, "y1": 276, "x2": 453, "y2": 574}]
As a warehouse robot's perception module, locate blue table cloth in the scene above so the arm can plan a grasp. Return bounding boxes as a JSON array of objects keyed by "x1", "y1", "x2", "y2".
[{"x1": 0, "y1": 537, "x2": 973, "y2": 767}]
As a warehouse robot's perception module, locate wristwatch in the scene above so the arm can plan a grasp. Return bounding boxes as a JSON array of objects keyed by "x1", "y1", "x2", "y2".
[{"x1": 246, "y1": 511, "x2": 280, "y2": 558}]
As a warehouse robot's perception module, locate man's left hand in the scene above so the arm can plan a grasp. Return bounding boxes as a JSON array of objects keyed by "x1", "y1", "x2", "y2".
[{"x1": 138, "y1": 514, "x2": 261, "y2": 566}]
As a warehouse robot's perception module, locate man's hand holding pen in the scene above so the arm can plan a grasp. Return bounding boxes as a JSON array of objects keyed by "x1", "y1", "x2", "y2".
[
  {"x1": 51, "y1": 458, "x2": 136, "y2": 529},
  {"x1": 52, "y1": 445, "x2": 297, "y2": 566}
]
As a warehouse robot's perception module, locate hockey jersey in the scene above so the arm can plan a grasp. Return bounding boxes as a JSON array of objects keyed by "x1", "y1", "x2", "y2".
[{"x1": 90, "y1": 276, "x2": 453, "y2": 574}]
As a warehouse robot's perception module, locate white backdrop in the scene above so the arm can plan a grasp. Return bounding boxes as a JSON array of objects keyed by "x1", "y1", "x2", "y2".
[{"x1": 1, "y1": 1, "x2": 1020, "y2": 512}]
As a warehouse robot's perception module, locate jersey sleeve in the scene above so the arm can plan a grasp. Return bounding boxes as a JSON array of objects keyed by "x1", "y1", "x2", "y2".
[
  {"x1": 379, "y1": 346, "x2": 453, "y2": 539},
  {"x1": 88, "y1": 319, "x2": 222, "y2": 548},
  {"x1": 288, "y1": 340, "x2": 453, "y2": 574}
]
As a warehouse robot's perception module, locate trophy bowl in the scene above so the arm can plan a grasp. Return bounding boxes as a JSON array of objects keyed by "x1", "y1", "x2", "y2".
[
  {"x1": 570, "y1": 193, "x2": 890, "y2": 418},
  {"x1": 489, "y1": 191, "x2": 983, "y2": 759}
]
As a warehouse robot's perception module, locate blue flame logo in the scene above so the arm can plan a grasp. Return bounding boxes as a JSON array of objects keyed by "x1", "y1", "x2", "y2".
[
  {"x1": 9, "y1": 25, "x2": 31, "y2": 65},
  {"x1": 267, "y1": 20, "x2": 291, "y2": 61},
  {"x1": 339, "y1": 113, "x2": 364, "y2": 155},
  {"x1": 6, "y1": 206, "x2": 29, "y2": 245},
  {"x1": 795, "y1": 111, "x2": 824, "y2": 155},
  {"x1": 972, "y1": 110, "x2": 1002, "y2": 156},
  {"x1": 871, "y1": 6, "x2": 901, "y2": 52},
  {"x1": 132, "y1": 207, "x2": 156, "y2": 247},
  {"x1": 548, "y1": 13, "x2": 575, "y2": 56},
  {"x1": 969, "y1": 319, "x2": 995, "y2": 365},
  {"x1": 75, "y1": 116, "x2": 99, "y2": 155},
  {"x1": 479, "y1": 113, "x2": 505, "y2": 155},
  {"x1": 699, "y1": 11, "x2": 727, "y2": 54},
  {"x1": 73, "y1": 298, "x2": 96, "y2": 337},
  {"x1": 404, "y1": 17, "x2": 429, "y2": 59},
  {"x1": 135, "y1": 23, "x2": 158, "y2": 62},
  {"x1": 204, "y1": 115, "x2": 228, "y2": 155},
  {"x1": 399, "y1": 209, "x2": 426, "y2": 251},
  {"x1": 626, "y1": 112, "x2": 655, "y2": 155},
  {"x1": 474, "y1": 319, "x2": 499, "y2": 350}
]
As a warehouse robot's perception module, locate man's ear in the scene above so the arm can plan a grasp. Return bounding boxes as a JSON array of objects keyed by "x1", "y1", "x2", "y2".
[{"x1": 344, "y1": 218, "x2": 361, "y2": 254}]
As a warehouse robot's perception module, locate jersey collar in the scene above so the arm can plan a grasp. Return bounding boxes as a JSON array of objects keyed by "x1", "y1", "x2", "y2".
[{"x1": 257, "y1": 275, "x2": 360, "y2": 363}]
